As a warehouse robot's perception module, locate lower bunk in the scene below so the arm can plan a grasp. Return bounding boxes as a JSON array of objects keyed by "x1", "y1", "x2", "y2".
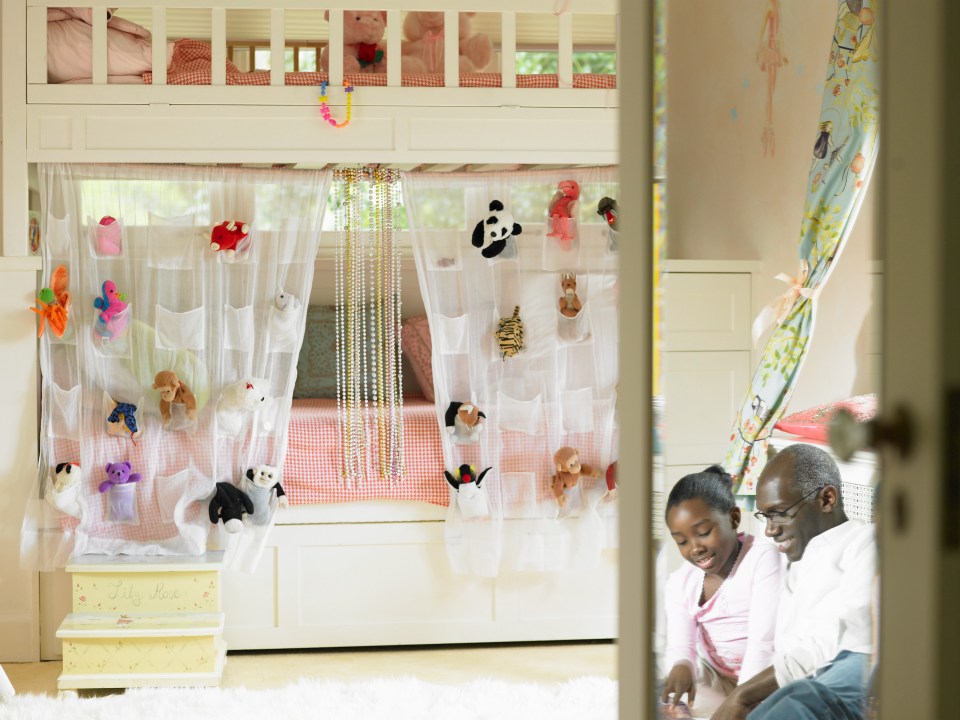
[
  {"x1": 221, "y1": 396, "x2": 618, "y2": 651},
  {"x1": 223, "y1": 502, "x2": 618, "y2": 651}
]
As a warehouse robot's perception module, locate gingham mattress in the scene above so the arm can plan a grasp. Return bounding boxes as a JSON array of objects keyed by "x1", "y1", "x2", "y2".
[
  {"x1": 283, "y1": 397, "x2": 448, "y2": 506},
  {"x1": 144, "y1": 39, "x2": 617, "y2": 89}
]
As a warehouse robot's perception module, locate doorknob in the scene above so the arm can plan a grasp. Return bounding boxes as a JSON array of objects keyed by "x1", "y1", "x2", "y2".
[{"x1": 828, "y1": 405, "x2": 913, "y2": 462}]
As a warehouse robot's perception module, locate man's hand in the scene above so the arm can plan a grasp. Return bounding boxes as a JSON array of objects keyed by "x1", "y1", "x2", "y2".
[
  {"x1": 661, "y1": 663, "x2": 696, "y2": 707},
  {"x1": 709, "y1": 691, "x2": 751, "y2": 720}
]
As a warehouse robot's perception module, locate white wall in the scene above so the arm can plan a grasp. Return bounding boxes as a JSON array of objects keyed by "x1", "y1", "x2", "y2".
[
  {"x1": 0, "y1": 261, "x2": 42, "y2": 662},
  {"x1": 666, "y1": 0, "x2": 879, "y2": 411}
]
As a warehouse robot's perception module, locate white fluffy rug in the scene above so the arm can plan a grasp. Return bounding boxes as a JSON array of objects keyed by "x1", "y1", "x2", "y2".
[{"x1": 0, "y1": 676, "x2": 617, "y2": 720}]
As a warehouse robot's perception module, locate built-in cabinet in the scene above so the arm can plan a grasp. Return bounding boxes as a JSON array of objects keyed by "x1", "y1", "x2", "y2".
[{"x1": 658, "y1": 260, "x2": 761, "y2": 574}]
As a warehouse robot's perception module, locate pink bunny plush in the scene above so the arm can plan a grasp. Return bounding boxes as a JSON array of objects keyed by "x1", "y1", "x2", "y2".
[
  {"x1": 320, "y1": 10, "x2": 388, "y2": 74},
  {"x1": 400, "y1": 11, "x2": 493, "y2": 74}
]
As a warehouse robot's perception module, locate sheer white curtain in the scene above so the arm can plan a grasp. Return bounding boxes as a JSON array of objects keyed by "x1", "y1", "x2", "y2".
[
  {"x1": 403, "y1": 167, "x2": 620, "y2": 577},
  {"x1": 22, "y1": 164, "x2": 329, "y2": 569}
]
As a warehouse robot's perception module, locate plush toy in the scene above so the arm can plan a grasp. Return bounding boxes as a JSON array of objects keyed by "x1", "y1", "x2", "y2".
[
  {"x1": 559, "y1": 272, "x2": 583, "y2": 318},
  {"x1": 105, "y1": 401, "x2": 141, "y2": 441},
  {"x1": 46, "y1": 462, "x2": 82, "y2": 518},
  {"x1": 93, "y1": 280, "x2": 129, "y2": 339},
  {"x1": 218, "y1": 378, "x2": 270, "y2": 435},
  {"x1": 472, "y1": 200, "x2": 522, "y2": 259},
  {"x1": 208, "y1": 481, "x2": 254, "y2": 533},
  {"x1": 444, "y1": 401, "x2": 486, "y2": 442},
  {"x1": 241, "y1": 464, "x2": 287, "y2": 526},
  {"x1": 30, "y1": 265, "x2": 70, "y2": 339},
  {"x1": 551, "y1": 446, "x2": 601, "y2": 508},
  {"x1": 400, "y1": 11, "x2": 493, "y2": 74},
  {"x1": 98, "y1": 461, "x2": 142, "y2": 493},
  {"x1": 444, "y1": 464, "x2": 492, "y2": 519},
  {"x1": 546, "y1": 180, "x2": 580, "y2": 248},
  {"x1": 495, "y1": 306, "x2": 525, "y2": 360},
  {"x1": 152, "y1": 370, "x2": 198, "y2": 427},
  {"x1": 97, "y1": 216, "x2": 122, "y2": 255},
  {"x1": 597, "y1": 197, "x2": 619, "y2": 231},
  {"x1": 320, "y1": 10, "x2": 388, "y2": 74},
  {"x1": 605, "y1": 462, "x2": 618, "y2": 497},
  {"x1": 220, "y1": 379, "x2": 270, "y2": 413},
  {"x1": 274, "y1": 288, "x2": 301, "y2": 313},
  {"x1": 210, "y1": 220, "x2": 250, "y2": 258},
  {"x1": 597, "y1": 196, "x2": 619, "y2": 251}
]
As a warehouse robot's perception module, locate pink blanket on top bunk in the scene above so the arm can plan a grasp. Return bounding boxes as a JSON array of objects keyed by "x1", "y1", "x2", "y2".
[{"x1": 145, "y1": 39, "x2": 617, "y2": 89}]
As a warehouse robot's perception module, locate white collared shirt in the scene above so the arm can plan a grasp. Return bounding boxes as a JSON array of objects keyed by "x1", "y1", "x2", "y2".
[{"x1": 773, "y1": 519, "x2": 876, "y2": 686}]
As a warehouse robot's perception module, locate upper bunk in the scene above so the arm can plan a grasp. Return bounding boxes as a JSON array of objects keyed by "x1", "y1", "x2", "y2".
[{"x1": 8, "y1": 1, "x2": 619, "y2": 166}]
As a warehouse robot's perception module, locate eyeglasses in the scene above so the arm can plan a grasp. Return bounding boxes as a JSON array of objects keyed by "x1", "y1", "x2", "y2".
[{"x1": 753, "y1": 487, "x2": 822, "y2": 525}]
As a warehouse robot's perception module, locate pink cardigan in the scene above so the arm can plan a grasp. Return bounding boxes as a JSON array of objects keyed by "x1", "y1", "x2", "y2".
[{"x1": 664, "y1": 533, "x2": 781, "y2": 683}]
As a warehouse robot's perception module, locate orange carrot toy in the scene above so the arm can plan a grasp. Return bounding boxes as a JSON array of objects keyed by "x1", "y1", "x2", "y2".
[{"x1": 30, "y1": 265, "x2": 70, "y2": 338}]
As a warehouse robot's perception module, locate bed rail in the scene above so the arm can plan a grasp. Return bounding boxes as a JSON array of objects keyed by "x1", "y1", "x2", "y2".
[{"x1": 27, "y1": 0, "x2": 618, "y2": 103}]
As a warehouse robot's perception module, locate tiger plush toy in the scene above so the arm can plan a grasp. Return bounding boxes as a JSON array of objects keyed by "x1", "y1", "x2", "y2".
[{"x1": 495, "y1": 306, "x2": 525, "y2": 359}]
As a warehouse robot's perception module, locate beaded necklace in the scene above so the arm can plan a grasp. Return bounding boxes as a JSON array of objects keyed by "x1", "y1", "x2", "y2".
[
  {"x1": 319, "y1": 81, "x2": 354, "y2": 129},
  {"x1": 334, "y1": 167, "x2": 405, "y2": 487}
]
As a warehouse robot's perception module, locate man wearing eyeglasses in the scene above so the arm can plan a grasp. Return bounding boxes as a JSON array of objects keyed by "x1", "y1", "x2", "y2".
[{"x1": 710, "y1": 443, "x2": 875, "y2": 720}]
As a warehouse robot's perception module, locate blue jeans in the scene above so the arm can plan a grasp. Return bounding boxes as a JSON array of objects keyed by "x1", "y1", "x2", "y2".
[{"x1": 747, "y1": 651, "x2": 871, "y2": 720}]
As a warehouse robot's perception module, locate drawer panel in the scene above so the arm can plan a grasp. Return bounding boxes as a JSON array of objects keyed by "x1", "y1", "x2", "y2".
[{"x1": 72, "y1": 570, "x2": 220, "y2": 613}]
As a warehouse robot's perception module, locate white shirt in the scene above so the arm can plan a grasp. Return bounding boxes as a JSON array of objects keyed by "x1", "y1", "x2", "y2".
[{"x1": 773, "y1": 519, "x2": 876, "y2": 686}]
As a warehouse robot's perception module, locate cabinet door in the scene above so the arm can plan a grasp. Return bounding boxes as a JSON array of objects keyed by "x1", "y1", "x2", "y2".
[
  {"x1": 663, "y1": 350, "x2": 750, "y2": 466},
  {"x1": 664, "y1": 273, "x2": 751, "y2": 351}
]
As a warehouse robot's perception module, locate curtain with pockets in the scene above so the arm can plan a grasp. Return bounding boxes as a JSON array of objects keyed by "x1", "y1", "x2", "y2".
[
  {"x1": 403, "y1": 167, "x2": 620, "y2": 577},
  {"x1": 22, "y1": 164, "x2": 329, "y2": 570}
]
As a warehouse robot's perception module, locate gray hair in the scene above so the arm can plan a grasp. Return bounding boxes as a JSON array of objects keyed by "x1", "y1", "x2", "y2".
[{"x1": 767, "y1": 444, "x2": 844, "y2": 511}]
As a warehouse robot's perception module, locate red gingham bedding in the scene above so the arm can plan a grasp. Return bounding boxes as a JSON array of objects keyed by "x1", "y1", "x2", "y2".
[
  {"x1": 284, "y1": 398, "x2": 449, "y2": 506},
  {"x1": 144, "y1": 39, "x2": 617, "y2": 89}
]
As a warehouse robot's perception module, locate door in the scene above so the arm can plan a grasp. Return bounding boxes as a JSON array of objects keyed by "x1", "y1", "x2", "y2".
[{"x1": 876, "y1": 1, "x2": 959, "y2": 716}]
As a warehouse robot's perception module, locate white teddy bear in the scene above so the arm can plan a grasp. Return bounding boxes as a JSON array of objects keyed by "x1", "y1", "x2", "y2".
[{"x1": 218, "y1": 378, "x2": 270, "y2": 436}]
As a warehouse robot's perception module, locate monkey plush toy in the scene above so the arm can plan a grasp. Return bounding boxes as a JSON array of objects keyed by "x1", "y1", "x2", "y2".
[
  {"x1": 552, "y1": 446, "x2": 601, "y2": 507},
  {"x1": 152, "y1": 370, "x2": 197, "y2": 427}
]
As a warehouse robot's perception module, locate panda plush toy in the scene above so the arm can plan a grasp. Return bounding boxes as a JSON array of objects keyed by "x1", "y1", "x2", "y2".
[{"x1": 471, "y1": 200, "x2": 522, "y2": 259}]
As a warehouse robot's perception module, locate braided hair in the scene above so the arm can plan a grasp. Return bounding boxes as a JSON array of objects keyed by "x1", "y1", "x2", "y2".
[{"x1": 665, "y1": 464, "x2": 736, "y2": 519}]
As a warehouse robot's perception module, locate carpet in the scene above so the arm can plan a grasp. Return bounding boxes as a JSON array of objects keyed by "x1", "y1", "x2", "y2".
[{"x1": 0, "y1": 676, "x2": 617, "y2": 720}]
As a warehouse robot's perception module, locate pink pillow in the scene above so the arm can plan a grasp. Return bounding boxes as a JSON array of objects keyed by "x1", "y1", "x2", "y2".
[
  {"x1": 775, "y1": 394, "x2": 877, "y2": 442},
  {"x1": 402, "y1": 316, "x2": 434, "y2": 402}
]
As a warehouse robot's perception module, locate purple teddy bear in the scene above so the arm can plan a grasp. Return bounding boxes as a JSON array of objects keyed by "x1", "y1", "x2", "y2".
[
  {"x1": 99, "y1": 461, "x2": 142, "y2": 523},
  {"x1": 98, "y1": 461, "x2": 142, "y2": 493}
]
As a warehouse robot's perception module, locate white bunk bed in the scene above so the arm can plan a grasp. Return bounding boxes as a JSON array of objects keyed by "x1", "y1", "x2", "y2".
[{"x1": 5, "y1": 1, "x2": 620, "y2": 654}]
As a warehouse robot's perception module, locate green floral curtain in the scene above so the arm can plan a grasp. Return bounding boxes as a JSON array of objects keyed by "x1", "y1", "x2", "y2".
[{"x1": 724, "y1": 0, "x2": 879, "y2": 493}]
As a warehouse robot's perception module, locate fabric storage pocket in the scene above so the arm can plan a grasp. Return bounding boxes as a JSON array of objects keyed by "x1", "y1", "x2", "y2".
[
  {"x1": 88, "y1": 215, "x2": 124, "y2": 257},
  {"x1": 560, "y1": 387, "x2": 595, "y2": 434},
  {"x1": 92, "y1": 303, "x2": 133, "y2": 357},
  {"x1": 557, "y1": 303, "x2": 592, "y2": 344},
  {"x1": 542, "y1": 222, "x2": 580, "y2": 271},
  {"x1": 497, "y1": 392, "x2": 542, "y2": 435},
  {"x1": 267, "y1": 305, "x2": 300, "y2": 353},
  {"x1": 45, "y1": 214, "x2": 72, "y2": 258},
  {"x1": 224, "y1": 304, "x2": 255, "y2": 351},
  {"x1": 434, "y1": 313, "x2": 469, "y2": 354},
  {"x1": 148, "y1": 212, "x2": 196, "y2": 270},
  {"x1": 500, "y1": 472, "x2": 540, "y2": 520},
  {"x1": 105, "y1": 482, "x2": 139, "y2": 525},
  {"x1": 47, "y1": 383, "x2": 82, "y2": 440},
  {"x1": 560, "y1": 342, "x2": 598, "y2": 391},
  {"x1": 45, "y1": 472, "x2": 83, "y2": 519},
  {"x1": 424, "y1": 232, "x2": 463, "y2": 271},
  {"x1": 156, "y1": 304, "x2": 205, "y2": 350},
  {"x1": 156, "y1": 468, "x2": 191, "y2": 524}
]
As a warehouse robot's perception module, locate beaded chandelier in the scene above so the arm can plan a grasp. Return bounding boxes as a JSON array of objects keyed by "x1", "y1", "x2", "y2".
[{"x1": 333, "y1": 167, "x2": 405, "y2": 486}]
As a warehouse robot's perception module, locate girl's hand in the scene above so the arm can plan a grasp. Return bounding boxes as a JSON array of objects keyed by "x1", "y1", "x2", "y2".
[{"x1": 661, "y1": 663, "x2": 696, "y2": 707}]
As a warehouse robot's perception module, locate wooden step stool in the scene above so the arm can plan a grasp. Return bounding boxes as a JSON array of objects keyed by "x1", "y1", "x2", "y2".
[{"x1": 56, "y1": 552, "x2": 227, "y2": 690}]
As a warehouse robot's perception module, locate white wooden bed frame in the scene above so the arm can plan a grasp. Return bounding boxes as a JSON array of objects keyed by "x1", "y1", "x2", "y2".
[{"x1": 5, "y1": 1, "x2": 620, "y2": 654}]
